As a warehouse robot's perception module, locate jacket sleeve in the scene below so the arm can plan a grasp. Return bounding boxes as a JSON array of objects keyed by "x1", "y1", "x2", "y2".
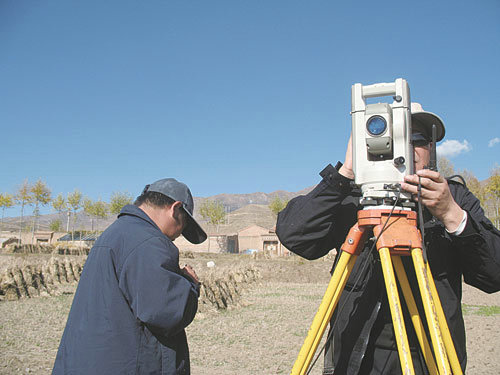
[
  {"x1": 118, "y1": 236, "x2": 199, "y2": 337},
  {"x1": 276, "y1": 163, "x2": 359, "y2": 260},
  {"x1": 449, "y1": 182, "x2": 500, "y2": 293}
]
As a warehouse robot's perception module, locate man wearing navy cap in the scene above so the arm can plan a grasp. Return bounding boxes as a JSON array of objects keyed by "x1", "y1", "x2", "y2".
[
  {"x1": 53, "y1": 178, "x2": 207, "y2": 375},
  {"x1": 277, "y1": 103, "x2": 500, "y2": 374}
]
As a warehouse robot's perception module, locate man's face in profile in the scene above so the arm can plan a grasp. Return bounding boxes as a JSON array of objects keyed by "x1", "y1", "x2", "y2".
[{"x1": 413, "y1": 138, "x2": 431, "y2": 172}]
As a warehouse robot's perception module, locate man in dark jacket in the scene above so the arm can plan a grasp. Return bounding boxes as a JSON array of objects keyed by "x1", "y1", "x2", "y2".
[
  {"x1": 276, "y1": 103, "x2": 500, "y2": 374},
  {"x1": 53, "y1": 178, "x2": 207, "y2": 375}
]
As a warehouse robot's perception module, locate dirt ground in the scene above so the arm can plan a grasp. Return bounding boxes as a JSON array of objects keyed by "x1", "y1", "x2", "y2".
[{"x1": 0, "y1": 253, "x2": 498, "y2": 374}]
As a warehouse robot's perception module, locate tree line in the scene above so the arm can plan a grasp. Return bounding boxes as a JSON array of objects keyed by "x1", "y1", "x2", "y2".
[
  {"x1": 0, "y1": 179, "x2": 133, "y2": 242},
  {"x1": 2, "y1": 159, "x2": 498, "y2": 243}
]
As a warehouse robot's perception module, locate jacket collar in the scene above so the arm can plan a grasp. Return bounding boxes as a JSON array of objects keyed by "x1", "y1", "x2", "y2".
[{"x1": 118, "y1": 204, "x2": 163, "y2": 233}]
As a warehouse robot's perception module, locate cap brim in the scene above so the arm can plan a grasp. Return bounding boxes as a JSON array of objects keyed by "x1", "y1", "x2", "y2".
[
  {"x1": 411, "y1": 111, "x2": 445, "y2": 142},
  {"x1": 181, "y1": 206, "x2": 207, "y2": 244}
]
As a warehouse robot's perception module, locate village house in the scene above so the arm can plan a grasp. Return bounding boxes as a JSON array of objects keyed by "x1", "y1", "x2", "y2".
[{"x1": 173, "y1": 224, "x2": 288, "y2": 255}]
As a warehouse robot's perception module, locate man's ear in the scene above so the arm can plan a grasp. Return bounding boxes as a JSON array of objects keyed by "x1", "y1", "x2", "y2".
[
  {"x1": 171, "y1": 201, "x2": 183, "y2": 219},
  {"x1": 171, "y1": 201, "x2": 183, "y2": 209}
]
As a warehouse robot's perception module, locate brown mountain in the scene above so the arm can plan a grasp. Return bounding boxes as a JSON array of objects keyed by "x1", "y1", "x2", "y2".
[{"x1": 194, "y1": 187, "x2": 313, "y2": 213}]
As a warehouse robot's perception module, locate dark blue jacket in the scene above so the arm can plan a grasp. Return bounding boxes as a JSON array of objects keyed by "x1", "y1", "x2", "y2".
[{"x1": 53, "y1": 205, "x2": 199, "y2": 375}]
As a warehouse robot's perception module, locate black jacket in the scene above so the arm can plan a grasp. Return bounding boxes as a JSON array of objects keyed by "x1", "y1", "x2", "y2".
[
  {"x1": 53, "y1": 205, "x2": 199, "y2": 375},
  {"x1": 276, "y1": 163, "x2": 500, "y2": 374}
]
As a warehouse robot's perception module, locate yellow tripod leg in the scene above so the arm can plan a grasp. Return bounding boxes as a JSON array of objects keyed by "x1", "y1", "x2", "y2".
[
  {"x1": 411, "y1": 248, "x2": 452, "y2": 375},
  {"x1": 379, "y1": 248, "x2": 415, "y2": 375},
  {"x1": 392, "y1": 256, "x2": 439, "y2": 375},
  {"x1": 291, "y1": 251, "x2": 357, "y2": 375},
  {"x1": 425, "y1": 262, "x2": 463, "y2": 374}
]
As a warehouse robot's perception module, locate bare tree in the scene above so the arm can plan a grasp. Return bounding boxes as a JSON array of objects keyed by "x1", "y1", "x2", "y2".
[
  {"x1": 83, "y1": 198, "x2": 109, "y2": 233},
  {"x1": 485, "y1": 168, "x2": 500, "y2": 229},
  {"x1": 199, "y1": 200, "x2": 225, "y2": 233},
  {"x1": 15, "y1": 180, "x2": 33, "y2": 244},
  {"x1": 83, "y1": 198, "x2": 95, "y2": 232},
  {"x1": 49, "y1": 219, "x2": 63, "y2": 232},
  {"x1": 0, "y1": 193, "x2": 14, "y2": 231},
  {"x1": 109, "y1": 191, "x2": 133, "y2": 216},
  {"x1": 459, "y1": 170, "x2": 485, "y2": 205},
  {"x1": 52, "y1": 194, "x2": 70, "y2": 232},
  {"x1": 92, "y1": 200, "x2": 109, "y2": 232},
  {"x1": 30, "y1": 179, "x2": 52, "y2": 243},
  {"x1": 437, "y1": 156, "x2": 455, "y2": 178},
  {"x1": 199, "y1": 200, "x2": 225, "y2": 252},
  {"x1": 268, "y1": 195, "x2": 289, "y2": 217},
  {"x1": 67, "y1": 189, "x2": 83, "y2": 241}
]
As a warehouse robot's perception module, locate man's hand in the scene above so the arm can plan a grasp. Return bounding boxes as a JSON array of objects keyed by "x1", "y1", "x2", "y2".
[
  {"x1": 181, "y1": 264, "x2": 199, "y2": 285},
  {"x1": 339, "y1": 133, "x2": 355, "y2": 179},
  {"x1": 401, "y1": 169, "x2": 464, "y2": 232}
]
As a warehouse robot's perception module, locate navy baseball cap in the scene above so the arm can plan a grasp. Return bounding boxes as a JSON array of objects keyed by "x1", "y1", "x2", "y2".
[{"x1": 145, "y1": 178, "x2": 207, "y2": 244}]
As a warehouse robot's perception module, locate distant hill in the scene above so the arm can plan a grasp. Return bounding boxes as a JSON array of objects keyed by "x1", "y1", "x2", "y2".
[
  {"x1": 193, "y1": 187, "x2": 313, "y2": 213},
  {"x1": 205, "y1": 204, "x2": 277, "y2": 235},
  {"x1": 1, "y1": 186, "x2": 314, "y2": 233}
]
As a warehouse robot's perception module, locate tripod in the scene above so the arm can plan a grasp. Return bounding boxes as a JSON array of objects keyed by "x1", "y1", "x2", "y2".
[{"x1": 290, "y1": 207, "x2": 463, "y2": 375}]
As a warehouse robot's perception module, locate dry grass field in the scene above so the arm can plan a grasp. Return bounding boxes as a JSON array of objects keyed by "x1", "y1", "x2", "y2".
[{"x1": 1, "y1": 252, "x2": 499, "y2": 374}]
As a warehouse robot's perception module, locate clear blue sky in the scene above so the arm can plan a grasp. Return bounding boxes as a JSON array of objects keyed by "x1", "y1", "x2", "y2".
[{"x1": 1, "y1": 0, "x2": 499, "y2": 217}]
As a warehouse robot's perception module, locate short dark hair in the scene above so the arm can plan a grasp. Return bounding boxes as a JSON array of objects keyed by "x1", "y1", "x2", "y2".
[{"x1": 134, "y1": 191, "x2": 176, "y2": 208}]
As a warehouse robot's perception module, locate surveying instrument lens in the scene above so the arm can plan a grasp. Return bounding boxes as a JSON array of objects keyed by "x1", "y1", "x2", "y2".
[{"x1": 366, "y1": 115, "x2": 387, "y2": 136}]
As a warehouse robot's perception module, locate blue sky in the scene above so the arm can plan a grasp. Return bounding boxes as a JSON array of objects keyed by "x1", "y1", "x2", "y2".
[{"x1": 1, "y1": 0, "x2": 499, "y2": 217}]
